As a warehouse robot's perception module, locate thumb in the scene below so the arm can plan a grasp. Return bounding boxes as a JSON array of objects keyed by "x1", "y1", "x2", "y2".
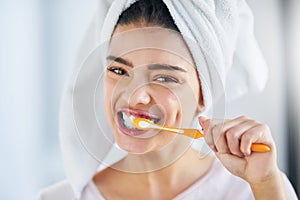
[{"x1": 198, "y1": 116, "x2": 211, "y2": 132}]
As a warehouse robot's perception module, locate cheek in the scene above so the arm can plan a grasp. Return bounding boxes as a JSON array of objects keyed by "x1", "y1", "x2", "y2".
[
  {"x1": 151, "y1": 83, "x2": 199, "y2": 127},
  {"x1": 104, "y1": 77, "x2": 112, "y2": 103},
  {"x1": 104, "y1": 75, "x2": 122, "y2": 102},
  {"x1": 104, "y1": 76, "x2": 118, "y2": 118},
  {"x1": 104, "y1": 77, "x2": 115, "y2": 97},
  {"x1": 160, "y1": 92, "x2": 179, "y2": 111},
  {"x1": 173, "y1": 84, "x2": 200, "y2": 126},
  {"x1": 151, "y1": 85, "x2": 181, "y2": 123}
]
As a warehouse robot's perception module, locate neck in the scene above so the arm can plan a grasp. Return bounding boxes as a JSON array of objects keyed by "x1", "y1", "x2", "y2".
[
  {"x1": 113, "y1": 136, "x2": 193, "y2": 172},
  {"x1": 131, "y1": 148, "x2": 211, "y2": 183},
  {"x1": 103, "y1": 147, "x2": 214, "y2": 198}
]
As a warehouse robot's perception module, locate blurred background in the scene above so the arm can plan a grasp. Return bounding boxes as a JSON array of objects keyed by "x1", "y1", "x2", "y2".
[{"x1": 0, "y1": 0, "x2": 299, "y2": 199}]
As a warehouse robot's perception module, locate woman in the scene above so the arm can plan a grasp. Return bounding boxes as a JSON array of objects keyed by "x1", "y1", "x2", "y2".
[{"x1": 39, "y1": 0, "x2": 298, "y2": 199}]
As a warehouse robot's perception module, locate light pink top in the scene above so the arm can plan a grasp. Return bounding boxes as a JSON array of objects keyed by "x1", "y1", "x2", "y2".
[
  {"x1": 80, "y1": 159, "x2": 297, "y2": 200},
  {"x1": 39, "y1": 159, "x2": 298, "y2": 200}
]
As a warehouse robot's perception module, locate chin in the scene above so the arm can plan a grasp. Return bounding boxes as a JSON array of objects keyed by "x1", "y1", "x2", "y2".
[
  {"x1": 115, "y1": 138, "x2": 155, "y2": 154},
  {"x1": 114, "y1": 130, "x2": 177, "y2": 155}
]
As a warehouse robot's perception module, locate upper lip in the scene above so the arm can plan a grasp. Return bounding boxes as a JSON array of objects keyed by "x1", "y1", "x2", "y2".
[{"x1": 117, "y1": 108, "x2": 161, "y2": 122}]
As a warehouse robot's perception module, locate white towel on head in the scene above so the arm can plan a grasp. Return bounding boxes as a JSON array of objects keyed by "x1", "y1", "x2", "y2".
[{"x1": 59, "y1": 0, "x2": 268, "y2": 198}]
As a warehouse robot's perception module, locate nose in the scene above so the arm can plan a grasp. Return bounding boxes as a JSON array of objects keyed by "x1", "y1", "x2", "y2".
[
  {"x1": 119, "y1": 66, "x2": 153, "y2": 106},
  {"x1": 122, "y1": 75, "x2": 152, "y2": 106},
  {"x1": 127, "y1": 84, "x2": 152, "y2": 106}
]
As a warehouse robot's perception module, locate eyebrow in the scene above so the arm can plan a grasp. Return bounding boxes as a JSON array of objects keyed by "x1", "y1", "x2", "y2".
[
  {"x1": 147, "y1": 64, "x2": 187, "y2": 72},
  {"x1": 106, "y1": 55, "x2": 133, "y2": 67},
  {"x1": 106, "y1": 55, "x2": 187, "y2": 72}
]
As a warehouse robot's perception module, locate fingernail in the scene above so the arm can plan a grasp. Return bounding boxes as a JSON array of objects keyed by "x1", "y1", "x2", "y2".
[
  {"x1": 198, "y1": 116, "x2": 207, "y2": 122},
  {"x1": 199, "y1": 117, "x2": 210, "y2": 131}
]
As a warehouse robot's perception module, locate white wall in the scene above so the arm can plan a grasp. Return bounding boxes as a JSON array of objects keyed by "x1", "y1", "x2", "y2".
[
  {"x1": 36, "y1": 0, "x2": 98, "y2": 196},
  {"x1": 0, "y1": 0, "x2": 97, "y2": 199},
  {"x1": 1, "y1": 0, "x2": 298, "y2": 199},
  {"x1": 0, "y1": 1, "x2": 43, "y2": 199},
  {"x1": 226, "y1": 0, "x2": 287, "y2": 171}
]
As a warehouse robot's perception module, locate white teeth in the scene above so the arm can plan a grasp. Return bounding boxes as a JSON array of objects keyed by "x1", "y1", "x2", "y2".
[
  {"x1": 120, "y1": 112, "x2": 159, "y2": 129},
  {"x1": 121, "y1": 112, "x2": 137, "y2": 129}
]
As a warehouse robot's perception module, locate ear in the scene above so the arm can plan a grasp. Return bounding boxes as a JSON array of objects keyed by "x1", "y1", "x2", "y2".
[
  {"x1": 193, "y1": 66, "x2": 205, "y2": 113},
  {"x1": 196, "y1": 82, "x2": 205, "y2": 113},
  {"x1": 196, "y1": 100, "x2": 205, "y2": 113},
  {"x1": 194, "y1": 97, "x2": 204, "y2": 119}
]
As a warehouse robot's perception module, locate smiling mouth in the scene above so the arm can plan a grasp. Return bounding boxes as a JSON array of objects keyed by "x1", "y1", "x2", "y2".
[{"x1": 117, "y1": 109, "x2": 160, "y2": 136}]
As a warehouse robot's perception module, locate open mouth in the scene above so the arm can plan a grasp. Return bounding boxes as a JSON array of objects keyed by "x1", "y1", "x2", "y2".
[{"x1": 117, "y1": 109, "x2": 160, "y2": 136}]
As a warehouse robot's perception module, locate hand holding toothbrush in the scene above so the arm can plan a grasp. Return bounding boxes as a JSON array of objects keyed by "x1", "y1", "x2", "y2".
[{"x1": 199, "y1": 116, "x2": 287, "y2": 199}]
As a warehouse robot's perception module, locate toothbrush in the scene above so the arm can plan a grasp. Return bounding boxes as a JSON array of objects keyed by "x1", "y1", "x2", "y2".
[{"x1": 132, "y1": 118, "x2": 270, "y2": 153}]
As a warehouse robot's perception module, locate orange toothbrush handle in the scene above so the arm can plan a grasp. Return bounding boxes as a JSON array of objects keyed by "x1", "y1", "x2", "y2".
[
  {"x1": 181, "y1": 129, "x2": 204, "y2": 139},
  {"x1": 250, "y1": 143, "x2": 270, "y2": 152},
  {"x1": 182, "y1": 130, "x2": 270, "y2": 153}
]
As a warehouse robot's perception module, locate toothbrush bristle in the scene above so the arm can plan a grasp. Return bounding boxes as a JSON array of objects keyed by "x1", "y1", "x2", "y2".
[
  {"x1": 138, "y1": 120, "x2": 151, "y2": 128},
  {"x1": 132, "y1": 118, "x2": 152, "y2": 129}
]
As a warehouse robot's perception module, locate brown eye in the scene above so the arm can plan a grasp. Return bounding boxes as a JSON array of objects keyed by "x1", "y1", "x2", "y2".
[
  {"x1": 154, "y1": 75, "x2": 178, "y2": 83},
  {"x1": 107, "y1": 67, "x2": 129, "y2": 76}
]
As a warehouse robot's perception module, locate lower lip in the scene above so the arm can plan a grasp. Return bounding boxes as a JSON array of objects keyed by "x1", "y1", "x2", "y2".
[{"x1": 117, "y1": 114, "x2": 149, "y2": 137}]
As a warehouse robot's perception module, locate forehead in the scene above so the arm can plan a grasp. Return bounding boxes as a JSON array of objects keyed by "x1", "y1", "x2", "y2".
[{"x1": 109, "y1": 26, "x2": 195, "y2": 66}]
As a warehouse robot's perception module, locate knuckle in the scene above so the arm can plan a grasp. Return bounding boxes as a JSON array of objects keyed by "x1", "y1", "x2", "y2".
[
  {"x1": 229, "y1": 145, "x2": 241, "y2": 156},
  {"x1": 237, "y1": 115, "x2": 247, "y2": 120},
  {"x1": 261, "y1": 124, "x2": 270, "y2": 132},
  {"x1": 226, "y1": 137, "x2": 240, "y2": 154},
  {"x1": 212, "y1": 125, "x2": 222, "y2": 136},
  {"x1": 248, "y1": 119, "x2": 257, "y2": 125},
  {"x1": 225, "y1": 130, "x2": 234, "y2": 140},
  {"x1": 226, "y1": 137, "x2": 235, "y2": 146},
  {"x1": 211, "y1": 125, "x2": 217, "y2": 133},
  {"x1": 242, "y1": 133, "x2": 252, "y2": 142},
  {"x1": 226, "y1": 128, "x2": 239, "y2": 139}
]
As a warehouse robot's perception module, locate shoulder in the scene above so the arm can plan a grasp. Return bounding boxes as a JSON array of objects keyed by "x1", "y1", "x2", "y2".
[{"x1": 38, "y1": 180, "x2": 76, "y2": 200}]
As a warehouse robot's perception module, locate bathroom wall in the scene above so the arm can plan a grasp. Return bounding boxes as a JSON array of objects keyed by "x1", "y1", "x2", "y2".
[{"x1": 0, "y1": 0, "x2": 298, "y2": 199}]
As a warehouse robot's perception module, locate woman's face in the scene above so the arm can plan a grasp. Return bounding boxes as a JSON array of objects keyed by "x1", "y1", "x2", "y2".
[{"x1": 104, "y1": 24, "x2": 203, "y2": 154}]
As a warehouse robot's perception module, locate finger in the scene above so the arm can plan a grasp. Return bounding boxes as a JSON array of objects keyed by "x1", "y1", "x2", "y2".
[
  {"x1": 240, "y1": 124, "x2": 272, "y2": 156},
  {"x1": 198, "y1": 116, "x2": 210, "y2": 132},
  {"x1": 199, "y1": 118, "x2": 220, "y2": 151},
  {"x1": 199, "y1": 118, "x2": 215, "y2": 149},
  {"x1": 199, "y1": 116, "x2": 247, "y2": 151},
  {"x1": 213, "y1": 116, "x2": 250, "y2": 136},
  {"x1": 222, "y1": 116, "x2": 250, "y2": 130},
  {"x1": 199, "y1": 116, "x2": 248, "y2": 132},
  {"x1": 212, "y1": 123, "x2": 230, "y2": 153},
  {"x1": 211, "y1": 116, "x2": 248, "y2": 153},
  {"x1": 214, "y1": 152, "x2": 246, "y2": 177},
  {"x1": 225, "y1": 119, "x2": 258, "y2": 157}
]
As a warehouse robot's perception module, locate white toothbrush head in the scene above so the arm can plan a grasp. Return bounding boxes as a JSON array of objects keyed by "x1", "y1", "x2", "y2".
[{"x1": 133, "y1": 118, "x2": 155, "y2": 130}]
